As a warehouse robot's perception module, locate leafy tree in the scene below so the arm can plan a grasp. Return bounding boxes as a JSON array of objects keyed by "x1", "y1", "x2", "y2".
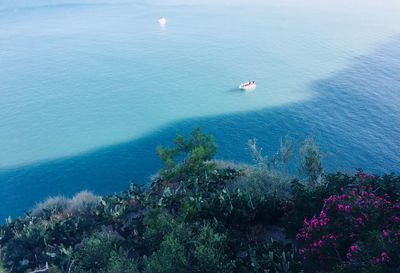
[
  {"x1": 156, "y1": 128, "x2": 217, "y2": 179},
  {"x1": 279, "y1": 136, "x2": 294, "y2": 177},
  {"x1": 299, "y1": 137, "x2": 323, "y2": 187}
]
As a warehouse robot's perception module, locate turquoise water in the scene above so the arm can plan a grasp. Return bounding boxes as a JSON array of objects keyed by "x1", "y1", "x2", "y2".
[{"x1": 1, "y1": 0, "x2": 400, "y2": 220}]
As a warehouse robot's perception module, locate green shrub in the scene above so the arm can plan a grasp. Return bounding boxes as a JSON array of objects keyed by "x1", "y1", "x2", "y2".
[
  {"x1": 2, "y1": 221, "x2": 49, "y2": 273},
  {"x1": 0, "y1": 262, "x2": 8, "y2": 273},
  {"x1": 105, "y1": 251, "x2": 139, "y2": 273},
  {"x1": 143, "y1": 233, "x2": 188, "y2": 273},
  {"x1": 143, "y1": 223, "x2": 231, "y2": 273},
  {"x1": 142, "y1": 209, "x2": 176, "y2": 255},
  {"x1": 191, "y1": 224, "x2": 231, "y2": 273},
  {"x1": 48, "y1": 265, "x2": 62, "y2": 273},
  {"x1": 72, "y1": 233, "x2": 115, "y2": 273},
  {"x1": 231, "y1": 168, "x2": 292, "y2": 201}
]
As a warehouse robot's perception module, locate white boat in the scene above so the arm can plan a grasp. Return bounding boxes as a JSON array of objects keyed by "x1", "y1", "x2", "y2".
[
  {"x1": 239, "y1": 81, "x2": 256, "y2": 90},
  {"x1": 158, "y1": 17, "x2": 167, "y2": 26}
]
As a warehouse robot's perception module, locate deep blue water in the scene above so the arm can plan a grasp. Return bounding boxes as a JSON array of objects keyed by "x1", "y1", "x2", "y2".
[{"x1": 0, "y1": 0, "x2": 400, "y2": 220}]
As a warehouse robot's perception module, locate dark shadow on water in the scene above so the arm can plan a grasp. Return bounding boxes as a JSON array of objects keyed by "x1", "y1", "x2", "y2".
[
  {"x1": 226, "y1": 87, "x2": 241, "y2": 92},
  {"x1": 1, "y1": 36, "x2": 400, "y2": 221}
]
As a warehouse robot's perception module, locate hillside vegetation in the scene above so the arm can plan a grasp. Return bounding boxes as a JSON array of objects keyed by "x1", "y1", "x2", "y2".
[{"x1": 1, "y1": 129, "x2": 399, "y2": 273}]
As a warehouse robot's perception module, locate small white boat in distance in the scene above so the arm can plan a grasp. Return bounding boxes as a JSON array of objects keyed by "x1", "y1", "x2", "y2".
[
  {"x1": 239, "y1": 81, "x2": 256, "y2": 90},
  {"x1": 158, "y1": 17, "x2": 167, "y2": 26}
]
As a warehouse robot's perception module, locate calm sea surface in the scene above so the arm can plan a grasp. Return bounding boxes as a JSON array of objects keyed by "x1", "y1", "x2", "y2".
[{"x1": 1, "y1": 0, "x2": 400, "y2": 220}]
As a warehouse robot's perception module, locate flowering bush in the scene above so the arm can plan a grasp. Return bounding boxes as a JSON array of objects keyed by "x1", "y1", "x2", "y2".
[{"x1": 296, "y1": 177, "x2": 400, "y2": 271}]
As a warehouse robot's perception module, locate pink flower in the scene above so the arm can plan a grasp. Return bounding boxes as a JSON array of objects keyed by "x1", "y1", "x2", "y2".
[
  {"x1": 369, "y1": 193, "x2": 375, "y2": 198},
  {"x1": 345, "y1": 205, "x2": 351, "y2": 213},
  {"x1": 338, "y1": 194, "x2": 347, "y2": 200},
  {"x1": 310, "y1": 217, "x2": 318, "y2": 228},
  {"x1": 361, "y1": 191, "x2": 368, "y2": 197},
  {"x1": 350, "y1": 245, "x2": 358, "y2": 252},
  {"x1": 393, "y1": 216, "x2": 400, "y2": 223},
  {"x1": 381, "y1": 252, "x2": 390, "y2": 263},
  {"x1": 338, "y1": 204, "x2": 344, "y2": 211},
  {"x1": 383, "y1": 230, "x2": 389, "y2": 238},
  {"x1": 329, "y1": 195, "x2": 337, "y2": 203},
  {"x1": 346, "y1": 252, "x2": 352, "y2": 261}
]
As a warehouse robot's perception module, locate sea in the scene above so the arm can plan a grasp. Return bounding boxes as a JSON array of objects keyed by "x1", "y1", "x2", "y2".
[{"x1": 0, "y1": 0, "x2": 400, "y2": 220}]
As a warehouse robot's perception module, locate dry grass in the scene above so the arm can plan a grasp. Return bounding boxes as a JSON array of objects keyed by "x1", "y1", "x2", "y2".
[
  {"x1": 31, "y1": 196, "x2": 69, "y2": 217},
  {"x1": 67, "y1": 191, "x2": 102, "y2": 215},
  {"x1": 31, "y1": 191, "x2": 101, "y2": 218}
]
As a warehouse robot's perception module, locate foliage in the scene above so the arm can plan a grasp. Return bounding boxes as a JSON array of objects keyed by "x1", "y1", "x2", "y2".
[
  {"x1": 143, "y1": 223, "x2": 231, "y2": 273},
  {"x1": 0, "y1": 130, "x2": 398, "y2": 273},
  {"x1": 0, "y1": 261, "x2": 8, "y2": 273},
  {"x1": 284, "y1": 171, "x2": 400, "y2": 237},
  {"x1": 248, "y1": 135, "x2": 324, "y2": 185},
  {"x1": 72, "y1": 233, "x2": 115, "y2": 273},
  {"x1": 231, "y1": 168, "x2": 292, "y2": 201},
  {"x1": 156, "y1": 128, "x2": 217, "y2": 179},
  {"x1": 296, "y1": 177, "x2": 400, "y2": 272},
  {"x1": 71, "y1": 233, "x2": 138, "y2": 273},
  {"x1": 248, "y1": 138, "x2": 270, "y2": 169},
  {"x1": 105, "y1": 251, "x2": 138, "y2": 273},
  {"x1": 0, "y1": 215, "x2": 100, "y2": 273},
  {"x1": 48, "y1": 265, "x2": 62, "y2": 273},
  {"x1": 235, "y1": 241, "x2": 303, "y2": 273},
  {"x1": 299, "y1": 137, "x2": 324, "y2": 186}
]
